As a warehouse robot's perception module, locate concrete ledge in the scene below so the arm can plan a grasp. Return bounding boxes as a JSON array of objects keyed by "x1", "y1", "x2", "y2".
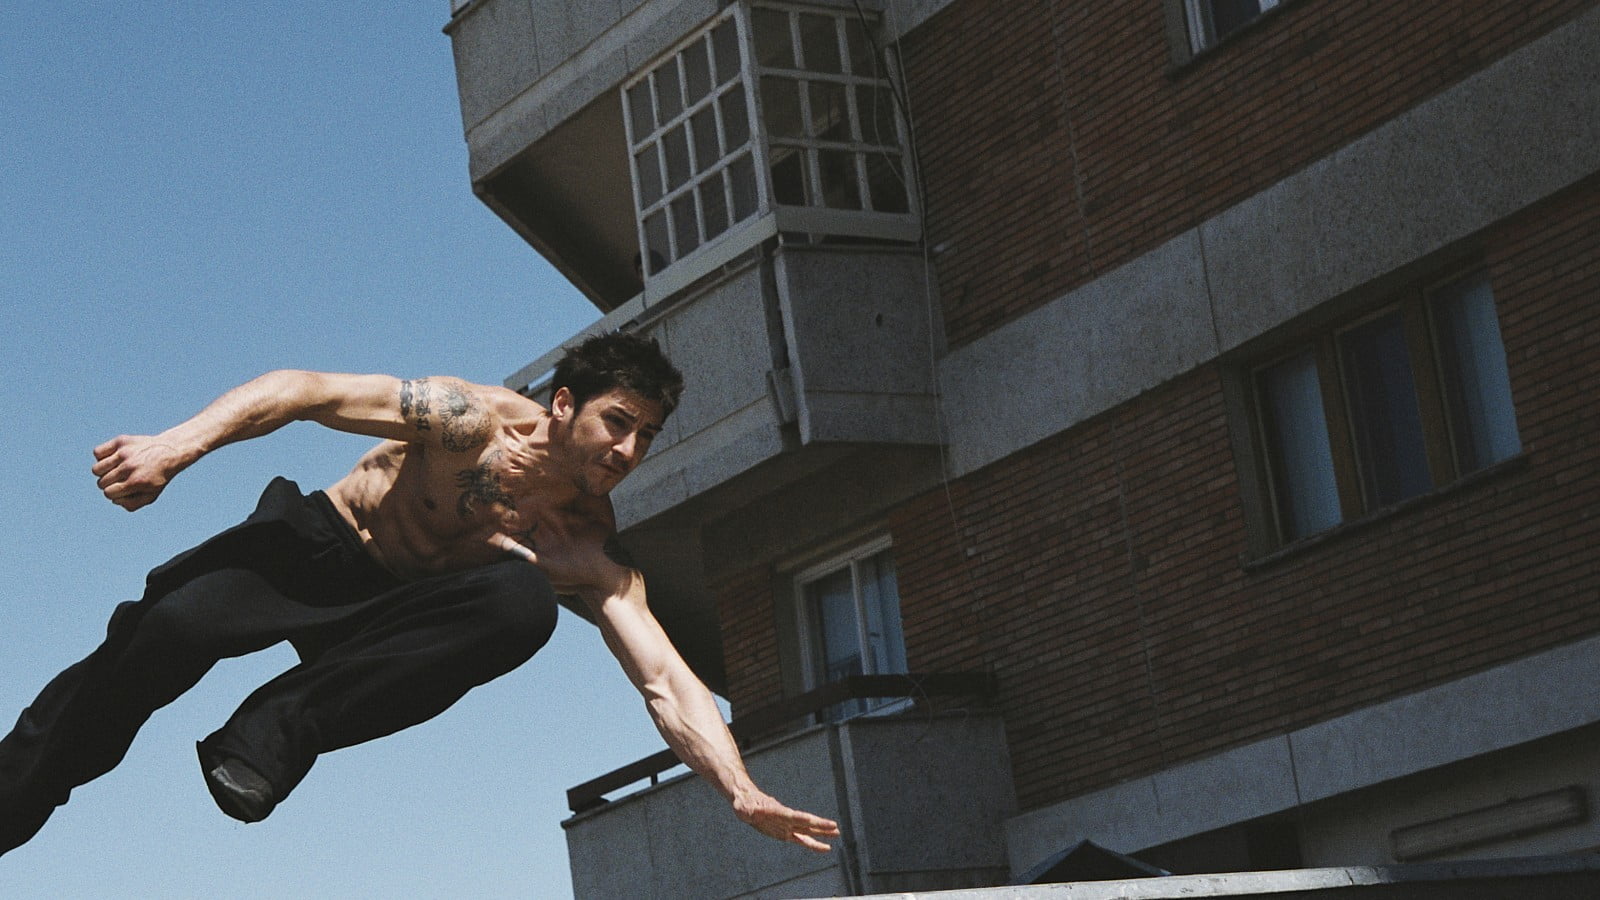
[
  {"x1": 845, "y1": 854, "x2": 1600, "y2": 899},
  {"x1": 1004, "y1": 633, "x2": 1600, "y2": 877}
]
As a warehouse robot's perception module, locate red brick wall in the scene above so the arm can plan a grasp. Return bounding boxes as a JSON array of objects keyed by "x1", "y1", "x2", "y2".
[
  {"x1": 711, "y1": 3, "x2": 1599, "y2": 812},
  {"x1": 714, "y1": 567, "x2": 784, "y2": 717},
  {"x1": 900, "y1": 0, "x2": 1597, "y2": 348},
  {"x1": 888, "y1": 173, "x2": 1600, "y2": 810}
]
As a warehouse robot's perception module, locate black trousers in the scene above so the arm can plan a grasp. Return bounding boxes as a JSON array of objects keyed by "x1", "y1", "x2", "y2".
[{"x1": 0, "y1": 477, "x2": 558, "y2": 855}]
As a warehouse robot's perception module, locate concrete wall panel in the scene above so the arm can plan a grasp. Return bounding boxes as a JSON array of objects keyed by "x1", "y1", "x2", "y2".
[
  {"x1": 840, "y1": 716, "x2": 1016, "y2": 878},
  {"x1": 1204, "y1": 4, "x2": 1600, "y2": 351},
  {"x1": 774, "y1": 248, "x2": 941, "y2": 446},
  {"x1": 1004, "y1": 633, "x2": 1600, "y2": 879},
  {"x1": 939, "y1": 231, "x2": 1214, "y2": 475},
  {"x1": 450, "y1": 0, "x2": 542, "y2": 130}
]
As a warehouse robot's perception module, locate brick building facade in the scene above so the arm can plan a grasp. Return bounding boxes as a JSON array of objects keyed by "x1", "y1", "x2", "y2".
[{"x1": 446, "y1": 0, "x2": 1600, "y2": 893}]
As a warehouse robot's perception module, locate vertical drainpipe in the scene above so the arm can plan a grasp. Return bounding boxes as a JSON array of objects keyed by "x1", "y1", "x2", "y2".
[{"x1": 829, "y1": 723, "x2": 867, "y2": 895}]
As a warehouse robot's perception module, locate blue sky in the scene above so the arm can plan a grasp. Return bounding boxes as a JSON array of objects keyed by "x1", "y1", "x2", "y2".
[{"x1": 1, "y1": 4, "x2": 677, "y2": 896}]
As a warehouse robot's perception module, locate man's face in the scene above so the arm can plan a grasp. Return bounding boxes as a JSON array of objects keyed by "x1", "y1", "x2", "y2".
[{"x1": 555, "y1": 387, "x2": 665, "y2": 496}]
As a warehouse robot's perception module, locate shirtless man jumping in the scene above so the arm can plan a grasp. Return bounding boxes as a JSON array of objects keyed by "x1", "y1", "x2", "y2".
[{"x1": 0, "y1": 332, "x2": 839, "y2": 856}]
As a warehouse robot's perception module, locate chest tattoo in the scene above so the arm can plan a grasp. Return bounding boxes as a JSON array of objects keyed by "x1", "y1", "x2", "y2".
[{"x1": 454, "y1": 451, "x2": 516, "y2": 519}]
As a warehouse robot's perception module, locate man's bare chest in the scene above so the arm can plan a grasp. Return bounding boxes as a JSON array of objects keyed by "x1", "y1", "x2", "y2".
[{"x1": 408, "y1": 445, "x2": 576, "y2": 547}]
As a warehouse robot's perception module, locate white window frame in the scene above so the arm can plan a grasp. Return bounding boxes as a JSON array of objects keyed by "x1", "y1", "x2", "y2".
[
  {"x1": 623, "y1": 8, "x2": 767, "y2": 282},
  {"x1": 793, "y1": 535, "x2": 908, "y2": 719},
  {"x1": 620, "y1": 0, "x2": 920, "y2": 299}
]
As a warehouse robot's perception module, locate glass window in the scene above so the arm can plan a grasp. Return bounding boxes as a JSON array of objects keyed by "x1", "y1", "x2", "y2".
[
  {"x1": 623, "y1": 10, "x2": 762, "y2": 277},
  {"x1": 1431, "y1": 273, "x2": 1522, "y2": 472},
  {"x1": 1340, "y1": 312, "x2": 1432, "y2": 508},
  {"x1": 800, "y1": 542, "x2": 907, "y2": 722},
  {"x1": 1247, "y1": 270, "x2": 1520, "y2": 547},
  {"x1": 749, "y1": 3, "x2": 911, "y2": 217},
  {"x1": 1256, "y1": 351, "x2": 1342, "y2": 541},
  {"x1": 1185, "y1": 0, "x2": 1280, "y2": 51},
  {"x1": 623, "y1": 3, "x2": 917, "y2": 281},
  {"x1": 798, "y1": 13, "x2": 842, "y2": 73}
]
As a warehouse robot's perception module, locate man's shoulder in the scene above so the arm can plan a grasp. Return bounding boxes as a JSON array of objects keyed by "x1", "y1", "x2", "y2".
[{"x1": 474, "y1": 383, "x2": 546, "y2": 423}]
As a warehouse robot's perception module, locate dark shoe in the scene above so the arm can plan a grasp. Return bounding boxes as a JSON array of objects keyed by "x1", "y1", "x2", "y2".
[{"x1": 204, "y1": 756, "x2": 277, "y2": 823}]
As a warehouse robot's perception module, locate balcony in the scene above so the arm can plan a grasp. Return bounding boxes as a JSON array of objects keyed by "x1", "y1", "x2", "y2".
[
  {"x1": 447, "y1": 0, "x2": 924, "y2": 312},
  {"x1": 562, "y1": 675, "x2": 1015, "y2": 899},
  {"x1": 448, "y1": 0, "x2": 950, "y2": 690},
  {"x1": 505, "y1": 242, "x2": 943, "y2": 690}
]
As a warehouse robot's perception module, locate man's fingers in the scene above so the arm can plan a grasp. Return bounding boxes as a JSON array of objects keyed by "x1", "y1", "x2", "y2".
[
  {"x1": 792, "y1": 832, "x2": 832, "y2": 852},
  {"x1": 96, "y1": 463, "x2": 128, "y2": 489},
  {"x1": 90, "y1": 449, "x2": 121, "y2": 479}
]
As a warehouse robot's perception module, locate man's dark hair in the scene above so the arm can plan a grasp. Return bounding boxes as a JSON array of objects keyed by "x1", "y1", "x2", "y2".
[{"x1": 551, "y1": 332, "x2": 684, "y2": 420}]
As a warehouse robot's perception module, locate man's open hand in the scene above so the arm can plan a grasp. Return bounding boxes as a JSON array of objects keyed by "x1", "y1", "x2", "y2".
[
  {"x1": 92, "y1": 435, "x2": 189, "y2": 511},
  {"x1": 733, "y1": 790, "x2": 841, "y2": 852}
]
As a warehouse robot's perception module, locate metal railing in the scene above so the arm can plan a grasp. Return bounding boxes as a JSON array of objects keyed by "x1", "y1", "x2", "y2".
[{"x1": 566, "y1": 671, "x2": 996, "y2": 813}]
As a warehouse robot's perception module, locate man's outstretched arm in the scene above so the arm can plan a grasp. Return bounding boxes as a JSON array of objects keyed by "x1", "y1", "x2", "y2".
[
  {"x1": 580, "y1": 566, "x2": 841, "y2": 851},
  {"x1": 92, "y1": 370, "x2": 494, "y2": 510}
]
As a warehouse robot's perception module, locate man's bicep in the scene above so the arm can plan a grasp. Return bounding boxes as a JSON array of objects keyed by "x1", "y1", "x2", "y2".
[
  {"x1": 398, "y1": 377, "x2": 496, "y2": 452},
  {"x1": 305, "y1": 374, "x2": 495, "y2": 451}
]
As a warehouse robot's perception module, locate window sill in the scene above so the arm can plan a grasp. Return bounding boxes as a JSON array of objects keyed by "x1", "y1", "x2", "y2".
[{"x1": 1241, "y1": 453, "x2": 1531, "y2": 573}]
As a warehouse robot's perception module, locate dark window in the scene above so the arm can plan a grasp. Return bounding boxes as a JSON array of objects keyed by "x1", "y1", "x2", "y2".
[
  {"x1": 1186, "y1": 0, "x2": 1281, "y2": 51},
  {"x1": 1250, "y1": 271, "x2": 1519, "y2": 546}
]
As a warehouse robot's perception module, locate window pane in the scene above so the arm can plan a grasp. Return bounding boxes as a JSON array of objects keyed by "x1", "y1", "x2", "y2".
[
  {"x1": 1209, "y1": 0, "x2": 1271, "y2": 42},
  {"x1": 857, "y1": 84, "x2": 898, "y2": 147},
  {"x1": 770, "y1": 148, "x2": 809, "y2": 206},
  {"x1": 662, "y1": 125, "x2": 691, "y2": 191},
  {"x1": 1432, "y1": 274, "x2": 1520, "y2": 471},
  {"x1": 752, "y1": 7, "x2": 794, "y2": 69},
  {"x1": 720, "y1": 85, "x2": 751, "y2": 151},
  {"x1": 711, "y1": 18, "x2": 741, "y2": 84},
  {"x1": 670, "y1": 193, "x2": 700, "y2": 257},
  {"x1": 690, "y1": 106, "x2": 719, "y2": 173},
  {"x1": 761, "y1": 76, "x2": 804, "y2": 139},
  {"x1": 682, "y1": 38, "x2": 712, "y2": 106},
  {"x1": 1341, "y1": 313, "x2": 1432, "y2": 507},
  {"x1": 728, "y1": 153, "x2": 758, "y2": 221},
  {"x1": 798, "y1": 13, "x2": 842, "y2": 73},
  {"x1": 818, "y1": 149, "x2": 861, "y2": 210},
  {"x1": 656, "y1": 61, "x2": 683, "y2": 121},
  {"x1": 701, "y1": 173, "x2": 730, "y2": 241},
  {"x1": 857, "y1": 551, "x2": 906, "y2": 675},
  {"x1": 1258, "y1": 351, "x2": 1342, "y2": 541},
  {"x1": 626, "y1": 81, "x2": 655, "y2": 142},
  {"x1": 808, "y1": 80, "x2": 851, "y2": 142},
  {"x1": 844, "y1": 17, "x2": 876, "y2": 76},
  {"x1": 807, "y1": 568, "x2": 863, "y2": 684},
  {"x1": 865, "y1": 152, "x2": 909, "y2": 214},
  {"x1": 634, "y1": 146, "x2": 663, "y2": 208},
  {"x1": 642, "y1": 210, "x2": 669, "y2": 271}
]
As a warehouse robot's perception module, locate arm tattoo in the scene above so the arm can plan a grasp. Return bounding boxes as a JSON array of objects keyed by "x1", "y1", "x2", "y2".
[
  {"x1": 400, "y1": 378, "x2": 433, "y2": 434},
  {"x1": 603, "y1": 534, "x2": 637, "y2": 568},
  {"x1": 454, "y1": 451, "x2": 516, "y2": 518},
  {"x1": 439, "y1": 382, "x2": 492, "y2": 452}
]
